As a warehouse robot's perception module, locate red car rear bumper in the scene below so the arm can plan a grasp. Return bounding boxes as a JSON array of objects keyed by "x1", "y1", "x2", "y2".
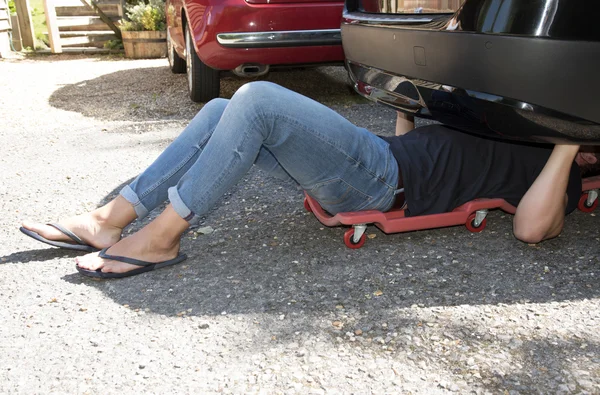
[{"x1": 184, "y1": 0, "x2": 344, "y2": 70}]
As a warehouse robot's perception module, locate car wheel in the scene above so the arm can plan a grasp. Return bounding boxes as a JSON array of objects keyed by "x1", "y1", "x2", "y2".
[
  {"x1": 167, "y1": 28, "x2": 186, "y2": 74},
  {"x1": 185, "y1": 24, "x2": 220, "y2": 103}
]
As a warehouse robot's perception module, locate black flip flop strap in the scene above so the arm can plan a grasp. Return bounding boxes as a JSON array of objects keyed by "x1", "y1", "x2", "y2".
[
  {"x1": 99, "y1": 248, "x2": 158, "y2": 268},
  {"x1": 48, "y1": 223, "x2": 86, "y2": 245}
]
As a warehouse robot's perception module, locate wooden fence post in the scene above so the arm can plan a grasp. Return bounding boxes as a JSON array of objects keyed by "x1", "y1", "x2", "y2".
[
  {"x1": 10, "y1": 14, "x2": 22, "y2": 50},
  {"x1": 43, "y1": 0, "x2": 61, "y2": 53},
  {"x1": 14, "y1": 0, "x2": 34, "y2": 48}
]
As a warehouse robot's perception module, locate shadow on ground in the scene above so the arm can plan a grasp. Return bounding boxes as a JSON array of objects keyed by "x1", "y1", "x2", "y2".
[
  {"x1": 48, "y1": 65, "x2": 363, "y2": 123},
  {"x1": 2, "y1": 248, "x2": 82, "y2": 264},
  {"x1": 54, "y1": 169, "x2": 600, "y2": 392},
  {"x1": 61, "y1": 168, "x2": 600, "y2": 320}
]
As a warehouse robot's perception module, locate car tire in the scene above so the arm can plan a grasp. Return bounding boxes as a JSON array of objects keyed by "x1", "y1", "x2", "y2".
[
  {"x1": 167, "y1": 29, "x2": 186, "y2": 74},
  {"x1": 185, "y1": 24, "x2": 220, "y2": 103}
]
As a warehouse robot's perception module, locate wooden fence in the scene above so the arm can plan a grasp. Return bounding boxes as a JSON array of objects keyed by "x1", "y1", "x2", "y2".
[
  {"x1": 44, "y1": 0, "x2": 122, "y2": 53},
  {"x1": 0, "y1": 0, "x2": 10, "y2": 56}
]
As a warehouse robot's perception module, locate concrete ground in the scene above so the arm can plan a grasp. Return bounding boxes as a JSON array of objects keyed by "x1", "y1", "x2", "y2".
[{"x1": 0, "y1": 55, "x2": 598, "y2": 394}]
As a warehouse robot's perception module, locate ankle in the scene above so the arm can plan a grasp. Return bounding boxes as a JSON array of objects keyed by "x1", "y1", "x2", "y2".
[
  {"x1": 146, "y1": 204, "x2": 189, "y2": 251},
  {"x1": 88, "y1": 210, "x2": 122, "y2": 230},
  {"x1": 91, "y1": 196, "x2": 137, "y2": 229},
  {"x1": 148, "y1": 229, "x2": 181, "y2": 252}
]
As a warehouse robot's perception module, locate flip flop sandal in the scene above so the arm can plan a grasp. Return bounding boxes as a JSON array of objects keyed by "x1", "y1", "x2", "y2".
[
  {"x1": 20, "y1": 223, "x2": 100, "y2": 252},
  {"x1": 76, "y1": 248, "x2": 188, "y2": 279}
]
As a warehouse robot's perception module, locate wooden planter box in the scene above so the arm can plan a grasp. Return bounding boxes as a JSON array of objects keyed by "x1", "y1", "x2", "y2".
[{"x1": 122, "y1": 30, "x2": 166, "y2": 59}]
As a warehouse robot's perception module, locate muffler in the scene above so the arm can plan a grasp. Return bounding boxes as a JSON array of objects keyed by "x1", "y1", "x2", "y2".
[{"x1": 232, "y1": 64, "x2": 270, "y2": 78}]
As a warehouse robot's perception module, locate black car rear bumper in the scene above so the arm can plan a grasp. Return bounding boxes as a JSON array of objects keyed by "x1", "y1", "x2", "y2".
[{"x1": 342, "y1": 11, "x2": 600, "y2": 144}]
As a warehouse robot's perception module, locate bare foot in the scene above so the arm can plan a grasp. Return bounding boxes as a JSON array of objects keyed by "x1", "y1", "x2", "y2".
[
  {"x1": 75, "y1": 224, "x2": 181, "y2": 275},
  {"x1": 22, "y1": 213, "x2": 122, "y2": 250}
]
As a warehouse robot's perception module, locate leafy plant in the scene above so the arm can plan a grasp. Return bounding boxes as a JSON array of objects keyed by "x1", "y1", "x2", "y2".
[
  {"x1": 15, "y1": 0, "x2": 50, "y2": 49},
  {"x1": 104, "y1": 39, "x2": 124, "y2": 49},
  {"x1": 8, "y1": 0, "x2": 16, "y2": 14},
  {"x1": 121, "y1": 0, "x2": 166, "y2": 31}
]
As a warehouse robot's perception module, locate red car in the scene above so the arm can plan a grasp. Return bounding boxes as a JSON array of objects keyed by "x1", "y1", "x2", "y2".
[{"x1": 165, "y1": 0, "x2": 345, "y2": 102}]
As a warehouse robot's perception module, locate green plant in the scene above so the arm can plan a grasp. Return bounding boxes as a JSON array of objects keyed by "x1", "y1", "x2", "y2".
[
  {"x1": 121, "y1": 0, "x2": 166, "y2": 31},
  {"x1": 104, "y1": 39, "x2": 124, "y2": 50},
  {"x1": 28, "y1": 0, "x2": 50, "y2": 48},
  {"x1": 8, "y1": 0, "x2": 16, "y2": 14}
]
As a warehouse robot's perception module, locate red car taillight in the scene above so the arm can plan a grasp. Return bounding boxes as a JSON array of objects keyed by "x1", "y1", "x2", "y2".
[{"x1": 246, "y1": 0, "x2": 338, "y2": 4}]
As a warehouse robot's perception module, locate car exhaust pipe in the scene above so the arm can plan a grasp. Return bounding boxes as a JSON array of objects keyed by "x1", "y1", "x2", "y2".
[{"x1": 232, "y1": 64, "x2": 270, "y2": 78}]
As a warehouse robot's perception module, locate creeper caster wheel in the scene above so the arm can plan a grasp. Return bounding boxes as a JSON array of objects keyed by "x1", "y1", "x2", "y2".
[
  {"x1": 344, "y1": 227, "x2": 366, "y2": 249},
  {"x1": 466, "y1": 212, "x2": 487, "y2": 233},
  {"x1": 303, "y1": 197, "x2": 312, "y2": 213},
  {"x1": 578, "y1": 192, "x2": 598, "y2": 213}
]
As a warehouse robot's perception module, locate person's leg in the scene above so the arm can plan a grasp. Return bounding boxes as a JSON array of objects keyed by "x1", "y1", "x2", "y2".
[
  {"x1": 168, "y1": 81, "x2": 399, "y2": 224},
  {"x1": 120, "y1": 98, "x2": 232, "y2": 218},
  {"x1": 21, "y1": 99, "x2": 232, "y2": 249},
  {"x1": 77, "y1": 82, "x2": 399, "y2": 274}
]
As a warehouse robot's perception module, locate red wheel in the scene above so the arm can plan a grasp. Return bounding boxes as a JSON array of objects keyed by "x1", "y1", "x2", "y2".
[
  {"x1": 303, "y1": 198, "x2": 312, "y2": 213},
  {"x1": 344, "y1": 228, "x2": 366, "y2": 249},
  {"x1": 578, "y1": 193, "x2": 598, "y2": 213},
  {"x1": 465, "y1": 213, "x2": 487, "y2": 233}
]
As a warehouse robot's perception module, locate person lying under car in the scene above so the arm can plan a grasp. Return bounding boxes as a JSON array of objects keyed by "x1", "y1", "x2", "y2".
[{"x1": 20, "y1": 82, "x2": 599, "y2": 278}]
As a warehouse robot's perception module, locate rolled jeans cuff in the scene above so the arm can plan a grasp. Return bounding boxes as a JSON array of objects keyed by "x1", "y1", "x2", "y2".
[
  {"x1": 168, "y1": 186, "x2": 200, "y2": 226},
  {"x1": 119, "y1": 185, "x2": 149, "y2": 219}
]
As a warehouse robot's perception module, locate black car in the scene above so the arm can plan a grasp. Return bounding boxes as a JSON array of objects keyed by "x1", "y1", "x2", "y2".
[{"x1": 341, "y1": 0, "x2": 600, "y2": 144}]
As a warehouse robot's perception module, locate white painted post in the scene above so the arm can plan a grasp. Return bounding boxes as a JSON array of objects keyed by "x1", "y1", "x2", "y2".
[{"x1": 43, "y1": 0, "x2": 61, "y2": 53}]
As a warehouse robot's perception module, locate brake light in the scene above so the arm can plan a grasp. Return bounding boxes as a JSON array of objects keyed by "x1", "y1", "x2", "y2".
[
  {"x1": 357, "y1": 82, "x2": 373, "y2": 95},
  {"x1": 246, "y1": 0, "x2": 339, "y2": 4}
]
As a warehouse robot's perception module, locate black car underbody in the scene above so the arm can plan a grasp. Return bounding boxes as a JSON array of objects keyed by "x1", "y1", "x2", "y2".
[{"x1": 342, "y1": 0, "x2": 600, "y2": 144}]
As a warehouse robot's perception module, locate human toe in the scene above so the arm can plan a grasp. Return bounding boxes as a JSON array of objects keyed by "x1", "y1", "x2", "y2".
[
  {"x1": 21, "y1": 220, "x2": 47, "y2": 233},
  {"x1": 21, "y1": 221, "x2": 66, "y2": 240},
  {"x1": 75, "y1": 252, "x2": 103, "y2": 271}
]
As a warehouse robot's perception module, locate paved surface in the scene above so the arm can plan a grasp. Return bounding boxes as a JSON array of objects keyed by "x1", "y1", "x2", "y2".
[{"x1": 1, "y1": 55, "x2": 599, "y2": 394}]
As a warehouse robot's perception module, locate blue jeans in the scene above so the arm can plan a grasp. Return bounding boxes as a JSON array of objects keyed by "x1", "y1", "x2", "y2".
[{"x1": 120, "y1": 82, "x2": 400, "y2": 225}]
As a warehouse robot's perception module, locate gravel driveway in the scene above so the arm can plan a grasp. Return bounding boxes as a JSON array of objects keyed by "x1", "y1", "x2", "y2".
[{"x1": 1, "y1": 55, "x2": 599, "y2": 394}]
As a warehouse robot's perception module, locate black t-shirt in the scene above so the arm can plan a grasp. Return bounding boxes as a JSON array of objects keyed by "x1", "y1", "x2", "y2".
[{"x1": 381, "y1": 125, "x2": 582, "y2": 217}]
